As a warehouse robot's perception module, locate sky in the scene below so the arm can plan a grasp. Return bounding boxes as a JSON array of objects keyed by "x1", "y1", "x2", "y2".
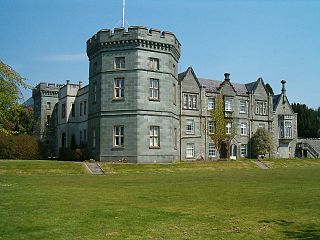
[{"x1": 1, "y1": 0, "x2": 319, "y2": 108}]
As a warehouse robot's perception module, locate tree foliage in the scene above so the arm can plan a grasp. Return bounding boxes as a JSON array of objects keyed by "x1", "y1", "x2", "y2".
[
  {"x1": 291, "y1": 103, "x2": 320, "y2": 138},
  {"x1": 0, "y1": 60, "x2": 32, "y2": 135},
  {"x1": 208, "y1": 95, "x2": 237, "y2": 159},
  {"x1": 251, "y1": 128, "x2": 273, "y2": 157}
]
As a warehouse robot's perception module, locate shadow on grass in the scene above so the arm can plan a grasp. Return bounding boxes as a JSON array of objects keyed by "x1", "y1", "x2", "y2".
[{"x1": 259, "y1": 220, "x2": 320, "y2": 240}]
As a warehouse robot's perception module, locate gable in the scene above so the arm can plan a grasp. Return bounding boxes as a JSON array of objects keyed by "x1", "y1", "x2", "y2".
[
  {"x1": 252, "y1": 79, "x2": 268, "y2": 100},
  {"x1": 180, "y1": 67, "x2": 201, "y2": 93},
  {"x1": 274, "y1": 94, "x2": 294, "y2": 115}
]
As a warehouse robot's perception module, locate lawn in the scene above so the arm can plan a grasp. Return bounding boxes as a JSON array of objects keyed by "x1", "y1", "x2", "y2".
[{"x1": 0, "y1": 159, "x2": 320, "y2": 239}]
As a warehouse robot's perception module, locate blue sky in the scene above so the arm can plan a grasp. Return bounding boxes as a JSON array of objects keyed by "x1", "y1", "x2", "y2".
[{"x1": 1, "y1": 0, "x2": 319, "y2": 108}]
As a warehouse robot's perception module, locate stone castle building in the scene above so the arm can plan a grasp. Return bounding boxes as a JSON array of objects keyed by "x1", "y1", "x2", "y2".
[{"x1": 33, "y1": 26, "x2": 298, "y2": 162}]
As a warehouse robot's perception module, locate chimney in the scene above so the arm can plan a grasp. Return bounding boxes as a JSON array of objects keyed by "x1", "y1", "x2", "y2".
[
  {"x1": 79, "y1": 81, "x2": 83, "y2": 89},
  {"x1": 224, "y1": 73, "x2": 230, "y2": 82},
  {"x1": 281, "y1": 80, "x2": 286, "y2": 95},
  {"x1": 66, "y1": 80, "x2": 70, "y2": 85}
]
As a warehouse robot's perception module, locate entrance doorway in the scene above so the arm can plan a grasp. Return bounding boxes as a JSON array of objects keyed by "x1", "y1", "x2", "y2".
[{"x1": 230, "y1": 144, "x2": 237, "y2": 160}]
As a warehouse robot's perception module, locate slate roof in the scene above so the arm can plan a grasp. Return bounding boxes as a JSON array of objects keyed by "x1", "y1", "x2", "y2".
[
  {"x1": 272, "y1": 94, "x2": 282, "y2": 110},
  {"x1": 198, "y1": 78, "x2": 257, "y2": 96}
]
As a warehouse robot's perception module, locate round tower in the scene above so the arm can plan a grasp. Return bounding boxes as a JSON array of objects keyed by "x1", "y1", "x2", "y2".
[{"x1": 86, "y1": 26, "x2": 181, "y2": 162}]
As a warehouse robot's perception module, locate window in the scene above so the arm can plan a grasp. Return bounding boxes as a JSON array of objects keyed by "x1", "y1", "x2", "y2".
[
  {"x1": 150, "y1": 57, "x2": 159, "y2": 70},
  {"x1": 209, "y1": 143, "x2": 216, "y2": 157},
  {"x1": 256, "y1": 101, "x2": 267, "y2": 115},
  {"x1": 208, "y1": 121, "x2": 215, "y2": 134},
  {"x1": 240, "y1": 122, "x2": 248, "y2": 135},
  {"x1": 208, "y1": 97, "x2": 215, "y2": 110},
  {"x1": 173, "y1": 83, "x2": 176, "y2": 105},
  {"x1": 186, "y1": 143, "x2": 195, "y2": 158},
  {"x1": 186, "y1": 119, "x2": 195, "y2": 134},
  {"x1": 93, "y1": 62, "x2": 98, "y2": 75},
  {"x1": 71, "y1": 103, "x2": 75, "y2": 117},
  {"x1": 115, "y1": 57, "x2": 125, "y2": 69},
  {"x1": 239, "y1": 100, "x2": 247, "y2": 113},
  {"x1": 149, "y1": 126, "x2": 160, "y2": 148},
  {"x1": 114, "y1": 126, "x2": 124, "y2": 147},
  {"x1": 225, "y1": 97, "x2": 233, "y2": 112},
  {"x1": 61, "y1": 103, "x2": 66, "y2": 118},
  {"x1": 183, "y1": 94, "x2": 197, "y2": 110},
  {"x1": 281, "y1": 120, "x2": 292, "y2": 138},
  {"x1": 173, "y1": 128, "x2": 177, "y2": 150},
  {"x1": 226, "y1": 122, "x2": 232, "y2": 134},
  {"x1": 46, "y1": 102, "x2": 51, "y2": 110},
  {"x1": 92, "y1": 128, "x2": 96, "y2": 148},
  {"x1": 80, "y1": 130, "x2": 83, "y2": 143},
  {"x1": 46, "y1": 115, "x2": 50, "y2": 126},
  {"x1": 84, "y1": 101, "x2": 87, "y2": 115},
  {"x1": 83, "y1": 129, "x2": 87, "y2": 142},
  {"x1": 149, "y1": 79, "x2": 159, "y2": 100},
  {"x1": 80, "y1": 102, "x2": 83, "y2": 116},
  {"x1": 241, "y1": 144, "x2": 247, "y2": 157},
  {"x1": 61, "y1": 132, "x2": 66, "y2": 148},
  {"x1": 93, "y1": 82, "x2": 97, "y2": 103},
  {"x1": 114, "y1": 78, "x2": 124, "y2": 99}
]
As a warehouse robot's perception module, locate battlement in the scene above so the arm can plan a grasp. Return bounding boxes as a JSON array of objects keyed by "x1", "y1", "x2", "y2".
[
  {"x1": 35, "y1": 82, "x2": 64, "y2": 91},
  {"x1": 86, "y1": 26, "x2": 181, "y2": 59}
]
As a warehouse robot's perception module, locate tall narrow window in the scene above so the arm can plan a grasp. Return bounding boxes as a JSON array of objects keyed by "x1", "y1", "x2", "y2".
[
  {"x1": 208, "y1": 121, "x2": 215, "y2": 134},
  {"x1": 208, "y1": 143, "x2": 216, "y2": 157},
  {"x1": 46, "y1": 102, "x2": 51, "y2": 110},
  {"x1": 208, "y1": 97, "x2": 215, "y2": 110},
  {"x1": 186, "y1": 119, "x2": 195, "y2": 134},
  {"x1": 149, "y1": 78, "x2": 159, "y2": 100},
  {"x1": 114, "y1": 57, "x2": 125, "y2": 69},
  {"x1": 225, "y1": 97, "x2": 233, "y2": 112},
  {"x1": 84, "y1": 101, "x2": 87, "y2": 115},
  {"x1": 71, "y1": 103, "x2": 75, "y2": 117},
  {"x1": 149, "y1": 126, "x2": 160, "y2": 148},
  {"x1": 114, "y1": 126, "x2": 124, "y2": 147},
  {"x1": 92, "y1": 128, "x2": 96, "y2": 148},
  {"x1": 61, "y1": 103, "x2": 66, "y2": 118},
  {"x1": 83, "y1": 129, "x2": 87, "y2": 142},
  {"x1": 149, "y1": 58, "x2": 159, "y2": 70},
  {"x1": 186, "y1": 143, "x2": 195, "y2": 158},
  {"x1": 226, "y1": 122, "x2": 232, "y2": 134},
  {"x1": 240, "y1": 122, "x2": 248, "y2": 135},
  {"x1": 241, "y1": 144, "x2": 247, "y2": 157},
  {"x1": 114, "y1": 78, "x2": 124, "y2": 99},
  {"x1": 173, "y1": 128, "x2": 177, "y2": 150},
  {"x1": 80, "y1": 102, "x2": 83, "y2": 116},
  {"x1": 284, "y1": 121, "x2": 292, "y2": 138},
  {"x1": 173, "y1": 83, "x2": 176, "y2": 105},
  {"x1": 239, "y1": 100, "x2": 247, "y2": 113},
  {"x1": 93, "y1": 82, "x2": 97, "y2": 103}
]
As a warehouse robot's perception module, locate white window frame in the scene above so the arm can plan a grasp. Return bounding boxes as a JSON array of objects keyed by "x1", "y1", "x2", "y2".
[
  {"x1": 240, "y1": 122, "x2": 248, "y2": 136},
  {"x1": 186, "y1": 119, "x2": 195, "y2": 134},
  {"x1": 256, "y1": 101, "x2": 267, "y2": 115},
  {"x1": 225, "y1": 97, "x2": 233, "y2": 112},
  {"x1": 208, "y1": 143, "x2": 216, "y2": 157},
  {"x1": 239, "y1": 100, "x2": 247, "y2": 113},
  {"x1": 186, "y1": 143, "x2": 195, "y2": 158},
  {"x1": 149, "y1": 126, "x2": 160, "y2": 148},
  {"x1": 240, "y1": 144, "x2": 247, "y2": 157},
  {"x1": 114, "y1": 57, "x2": 125, "y2": 69},
  {"x1": 208, "y1": 121, "x2": 215, "y2": 134},
  {"x1": 114, "y1": 126, "x2": 124, "y2": 147},
  {"x1": 208, "y1": 97, "x2": 215, "y2": 110},
  {"x1": 284, "y1": 120, "x2": 292, "y2": 138},
  {"x1": 114, "y1": 78, "x2": 124, "y2": 99},
  {"x1": 226, "y1": 122, "x2": 232, "y2": 135},
  {"x1": 183, "y1": 94, "x2": 197, "y2": 110},
  {"x1": 149, "y1": 78, "x2": 159, "y2": 100}
]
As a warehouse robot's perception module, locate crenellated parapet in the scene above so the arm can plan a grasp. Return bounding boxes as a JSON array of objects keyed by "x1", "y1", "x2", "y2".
[
  {"x1": 86, "y1": 26, "x2": 181, "y2": 61},
  {"x1": 32, "y1": 82, "x2": 63, "y2": 97}
]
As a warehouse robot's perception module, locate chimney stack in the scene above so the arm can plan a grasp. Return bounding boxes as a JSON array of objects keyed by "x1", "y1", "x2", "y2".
[
  {"x1": 79, "y1": 81, "x2": 83, "y2": 89},
  {"x1": 281, "y1": 80, "x2": 286, "y2": 95},
  {"x1": 66, "y1": 80, "x2": 70, "y2": 85},
  {"x1": 224, "y1": 72, "x2": 230, "y2": 82}
]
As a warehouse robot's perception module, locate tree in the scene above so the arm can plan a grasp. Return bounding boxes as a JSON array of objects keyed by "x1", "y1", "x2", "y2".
[
  {"x1": 208, "y1": 95, "x2": 237, "y2": 159},
  {"x1": 265, "y1": 83, "x2": 274, "y2": 95},
  {"x1": 251, "y1": 128, "x2": 273, "y2": 158},
  {"x1": 0, "y1": 60, "x2": 30, "y2": 135}
]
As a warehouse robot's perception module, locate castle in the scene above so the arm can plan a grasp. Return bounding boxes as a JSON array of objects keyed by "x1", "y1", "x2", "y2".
[{"x1": 33, "y1": 26, "x2": 298, "y2": 162}]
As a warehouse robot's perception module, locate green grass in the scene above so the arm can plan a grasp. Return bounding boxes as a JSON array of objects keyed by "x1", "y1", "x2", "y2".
[{"x1": 1, "y1": 159, "x2": 320, "y2": 239}]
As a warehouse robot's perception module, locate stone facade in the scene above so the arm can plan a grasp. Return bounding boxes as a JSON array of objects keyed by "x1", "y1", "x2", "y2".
[{"x1": 33, "y1": 26, "x2": 298, "y2": 162}]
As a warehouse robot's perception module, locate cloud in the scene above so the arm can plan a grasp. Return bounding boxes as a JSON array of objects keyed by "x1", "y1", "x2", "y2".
[{"x1": 35, "y1": 53, "x2": 87, "y2": 62}]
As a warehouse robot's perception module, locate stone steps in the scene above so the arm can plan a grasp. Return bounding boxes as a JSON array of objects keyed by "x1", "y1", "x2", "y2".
[{"x1": 85, "y1": 162, "x2": 105, "y2": 175}]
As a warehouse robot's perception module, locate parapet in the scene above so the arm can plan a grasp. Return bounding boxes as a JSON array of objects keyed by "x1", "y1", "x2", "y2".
[
  {"x1": 87, "y1": 26, "x2": 181, "y2": 60},
  {"x1": 35, "y1": 82, "x2": 64, "y2": 91}
]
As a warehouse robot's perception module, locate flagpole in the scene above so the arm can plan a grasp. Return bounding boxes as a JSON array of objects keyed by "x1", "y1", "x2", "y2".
[{"x1": 122, "y1": 0, "x2": 125, "y2": 28}]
